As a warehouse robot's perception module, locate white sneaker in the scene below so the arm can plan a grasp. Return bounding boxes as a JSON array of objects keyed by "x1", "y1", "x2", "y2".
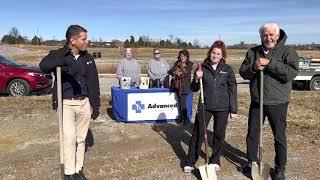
[
  {"x1": 251, "y1": 161, "x2": 259, "y2": 179},
  {"x1": 211, "y1": 164, "x2": 221, "y2": 171},
  {"x1": 183, "y1": 166, "x2": 194, "y2": 173}
]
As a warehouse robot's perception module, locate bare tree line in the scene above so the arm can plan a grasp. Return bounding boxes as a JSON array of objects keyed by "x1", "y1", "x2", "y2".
[{"x1": 1, "y1": 27, "x2": 320, "y2": 50}]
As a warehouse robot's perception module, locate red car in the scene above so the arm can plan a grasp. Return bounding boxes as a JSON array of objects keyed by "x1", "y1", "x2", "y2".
[{"x1": 0, "y1": 55, "x2": 52, "y2": 96}]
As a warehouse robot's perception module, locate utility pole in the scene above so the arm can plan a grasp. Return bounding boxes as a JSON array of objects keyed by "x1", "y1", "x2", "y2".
[{"x1": 37, "y1": 27, "x2": 39, "y2": 45}]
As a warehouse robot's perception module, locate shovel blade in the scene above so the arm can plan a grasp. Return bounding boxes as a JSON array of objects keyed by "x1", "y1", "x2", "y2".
[
  {"x1": 251, "y1": 162, "x2": 260, "y2": 180},
  {"x1": 251, "y1": 162, "x2": 270, "y2": 180},
  {"x1": 261, "y1": 163, "x2": 270, "y2": 180},
  {"x1": 199, "y1": 164, "x2": 217, "y2": 180}
]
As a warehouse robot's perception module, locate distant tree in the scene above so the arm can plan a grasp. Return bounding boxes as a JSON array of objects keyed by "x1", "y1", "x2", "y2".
[
  {"x1": 228, "y1": 41, "x2": 257, "y2": 49},
  {"x1": 16, "y1": 35, "x2": 26, "y2": 44},
  {"x1": 165, "y1": 39, "x2": 172, "y2": 48},
  {"x1": 1, "y1": 35, "x2": 15, "y2": 44},
  {"x1": 141, "y1": 35, "x2": 150, "y2": 47},
  {"x1": 137, "y1": 36, "x2": 144, "y2": 47},
  {"x1": 168, "y1": 34, "x2": 174, "y2": 43},
  {"x1": 124, "y1": 39, "x2": 130, "y2": 47},
  {"x1": 193, "y1": 39, "x2": 200, "y2": 48},
  {"x1": 1, "y1": 27, "x2": 26, "y2": 44},
  {"x1": 9, "y1": 27, "x2": 19, "y2": 38},
  {"x1": 181, "y1": 42, "x2": 188, "y2": 48},
  {"x1": 175, "y1": 38, "x2": 183, "y2": 47},
  {"x1": 159, "y1": 40, "x2": 165, "y2": 47},
  {"x1": 112, "y1": 39, "x2": 124, "y2": 48},
  {"x1": 129, "y1": 36, "x2": 135, "y2": 47}
]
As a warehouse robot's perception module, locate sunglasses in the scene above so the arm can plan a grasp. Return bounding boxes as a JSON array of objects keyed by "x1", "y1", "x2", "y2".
[{"x1": 154, "y1": 52, "x2": 160, "y2": 55}]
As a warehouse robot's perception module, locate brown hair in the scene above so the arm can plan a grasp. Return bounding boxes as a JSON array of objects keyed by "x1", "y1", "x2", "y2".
[
  {"x1": 206, "y1": 40, "x2": 227, "y2": 63},
  {"x1": 65, "y1": 25, "x2": 87, "y2": 44},
  {"x1": 177, "y1": 49, "x2": 190, "y2": 62}
]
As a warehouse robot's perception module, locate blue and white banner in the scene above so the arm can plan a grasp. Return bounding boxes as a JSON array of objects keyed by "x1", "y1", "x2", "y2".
[{"x1": 127, "y1": 92, "x2": 179, "y2": 121}]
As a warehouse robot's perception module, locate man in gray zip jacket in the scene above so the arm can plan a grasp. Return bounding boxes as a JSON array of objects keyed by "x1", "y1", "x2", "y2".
[
  {"x1": 116, "y1": 48, "x2": 141, "y2": 87},
  {"x1": 239, "y1": 22, "x2": 299, "y2": 180},
  {"x1": 147, "y1": 48, "x2": 170, "y2": 87}
]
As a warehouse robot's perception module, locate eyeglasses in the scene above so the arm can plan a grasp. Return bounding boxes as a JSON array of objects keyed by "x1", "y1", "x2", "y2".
[
  {"x1": 214, "y1": 40, "x2": 225, "y2": 45},
  {"x1": 154, "y1": 52, "x2": 160, "y2": 55}
]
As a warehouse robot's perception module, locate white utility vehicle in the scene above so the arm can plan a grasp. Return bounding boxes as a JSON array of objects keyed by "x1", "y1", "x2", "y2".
[{"x1": 294, "y1": 57, "x2": 320, "y2": 91}]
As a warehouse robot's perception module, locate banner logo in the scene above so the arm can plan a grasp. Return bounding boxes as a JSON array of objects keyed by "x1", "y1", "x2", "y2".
[{"x1": 132, "y1": 101, "x2": 145, "y2": 113}]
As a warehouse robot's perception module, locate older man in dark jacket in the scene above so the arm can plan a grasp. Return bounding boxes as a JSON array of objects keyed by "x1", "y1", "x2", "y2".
[
  {"x1": 239, "y1": 22, "x2": 299, "y2": 180},
  {"x1": 40, "y1": 25, "x2": 100, "y2": 180}
]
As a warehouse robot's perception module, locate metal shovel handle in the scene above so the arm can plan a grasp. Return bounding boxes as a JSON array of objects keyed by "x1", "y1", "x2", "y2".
[
  {"x1": 198, "y1": 63, "x2": 204, "y2": 104},
  {"x1": 57, "y1": 67, "x2": 64, "y2": 179},
  {"x1": 259, "y1": 70, "x2": 264, "y2": 175},
  {"x1": 198, "y1": 63, "x2": 209, "y2": 166}
]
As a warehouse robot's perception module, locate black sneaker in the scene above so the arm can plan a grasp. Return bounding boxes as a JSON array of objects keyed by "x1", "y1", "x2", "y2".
[
  {"x1": 274, "y1": 168, "x2": 285, "y2": 180},
  {"x1": 64, "y1": 174, "x2": 77, "y2": 180},
  {"x1": 241, "y1": 162, "x2": 251, "y2": 174},
  {"x1": 76, "y1": 169, "x2": 88, "y2": 180}
]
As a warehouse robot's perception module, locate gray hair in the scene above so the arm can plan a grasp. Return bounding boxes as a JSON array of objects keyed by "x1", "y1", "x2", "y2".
[
  {"x1": 153, "y1": 48, "x2": 160, "y2": 53},
  {"x1": 125, "y1": 48, "x2": 132, "y2": 53},
  {"x1": 259, "y1": 22, "x2": 280, "y2": 36}
]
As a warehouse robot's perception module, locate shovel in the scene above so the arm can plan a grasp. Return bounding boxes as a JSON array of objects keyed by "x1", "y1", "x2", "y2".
[
  {"x1": 56, "y1": 67, "x2": 64, "y2": 179},
  {"x1": 251, "y1": 70, "x2": 270, "y2": 180},
  {"x1": 197, "y1": 63, "x2": 217, "y2": 180}
]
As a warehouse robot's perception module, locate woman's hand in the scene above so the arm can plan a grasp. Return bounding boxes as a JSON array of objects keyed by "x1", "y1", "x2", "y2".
[
  {"x1": 229, "y1": 113, "x2": 237, "y2": 119},
  {"x1": 196, "y1": 70, "x2": 203, "y2": 79}
]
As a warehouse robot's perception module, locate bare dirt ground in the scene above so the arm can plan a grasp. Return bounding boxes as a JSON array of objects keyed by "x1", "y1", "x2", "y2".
[
  {"x1": 0, "y1": 91, "x2": 319, "y2": 180},
  {"x1": 1, "y1": 45, "x2": 319, "y2": 179}
]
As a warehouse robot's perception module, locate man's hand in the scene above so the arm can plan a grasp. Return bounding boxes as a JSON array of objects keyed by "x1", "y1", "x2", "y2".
[
  {"x1": 135, "y1": 80, "x2": 140, "y2": 86},
  {"x1": 255, "y1": 58, "x2": 270, "y2": 70},
  {"x1": 61, "y1": 58, "x2": 80, "y2": 75},
  {"x1": 52, "y1": 101, "x2": 58, "y2": 111},
  {"x1": 91, "y1": 109, "x2": 100, "y2": 120},
  {"x1": 229, "y1": 113, "x2": 237, "y2": 119}
]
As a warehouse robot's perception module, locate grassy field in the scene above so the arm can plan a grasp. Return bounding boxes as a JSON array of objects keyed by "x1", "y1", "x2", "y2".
[{"x1": 4, "y1": 91, "x2": 317, "y2": 158}]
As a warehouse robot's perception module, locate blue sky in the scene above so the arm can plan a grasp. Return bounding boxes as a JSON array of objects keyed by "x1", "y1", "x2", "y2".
[{"x1": 1, "y1": 0, "x2": 320, "y2": 46}]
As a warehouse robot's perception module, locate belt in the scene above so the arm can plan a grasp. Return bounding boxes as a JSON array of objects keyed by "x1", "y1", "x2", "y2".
[{"x1": 64, "y1": 96, "x2": 86, "y2": 100}]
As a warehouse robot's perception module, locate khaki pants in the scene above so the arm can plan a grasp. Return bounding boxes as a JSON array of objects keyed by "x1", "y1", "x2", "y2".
[{"x1": 63, "y1": 97, "x2": 91, "y2": 175}]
